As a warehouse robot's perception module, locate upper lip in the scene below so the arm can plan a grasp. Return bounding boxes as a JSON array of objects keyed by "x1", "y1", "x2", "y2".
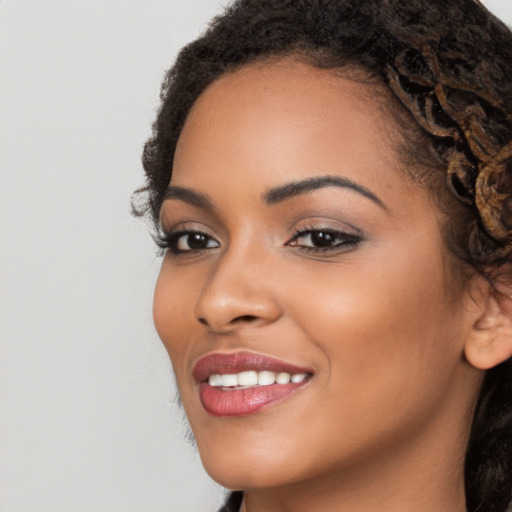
[{"x1": 192, "y1": 351, "x2": 314, "y2": 383}]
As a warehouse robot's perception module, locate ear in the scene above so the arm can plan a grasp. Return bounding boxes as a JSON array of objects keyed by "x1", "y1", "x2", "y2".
[{"x1": 464, "y1": 278, "x2": 512, "y2": 370}]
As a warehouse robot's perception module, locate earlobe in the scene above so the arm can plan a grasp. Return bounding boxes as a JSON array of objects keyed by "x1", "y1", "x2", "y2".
[{"x1": 464, "y1": 284, "x2": 512, "y2": 370}]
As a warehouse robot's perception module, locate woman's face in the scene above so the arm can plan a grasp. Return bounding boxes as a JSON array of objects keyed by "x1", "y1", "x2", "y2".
[{"x1": 154, "y1": 60, "x2": 482, "y2": 491}]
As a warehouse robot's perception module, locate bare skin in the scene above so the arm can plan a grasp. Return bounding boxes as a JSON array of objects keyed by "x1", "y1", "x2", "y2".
[{"x1": 153, "y1": 59, "x2": 492, "y2": 512}]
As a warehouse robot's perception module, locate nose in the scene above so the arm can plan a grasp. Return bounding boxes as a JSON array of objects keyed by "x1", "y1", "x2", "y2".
[{"x1": 193, "y1": 245, "x2": 282, "y2": 333}]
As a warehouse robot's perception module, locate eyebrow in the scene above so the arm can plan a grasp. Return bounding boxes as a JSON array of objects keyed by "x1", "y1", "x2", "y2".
[
  {"x1": 263, "y1": 175, "x2": 387, "y2": 210},
  {"x1": 162, "y1": 175, "x2": 386, "y2": 211},
  {"x1": 162, "y1": 186, "x2": 215, "y2": 210}
]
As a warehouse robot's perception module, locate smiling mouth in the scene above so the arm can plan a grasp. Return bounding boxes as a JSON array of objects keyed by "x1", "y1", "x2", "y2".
[
  {"x1": 208, "y1": 370, "x2": 309, "y2": 388},
  {"x1": 193, "y1": 352, "x2": 314, "y2": 416}
]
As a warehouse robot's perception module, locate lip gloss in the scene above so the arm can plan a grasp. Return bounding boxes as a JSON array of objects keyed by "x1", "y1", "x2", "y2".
[
  {"x1": 198, "y1": 380, "x2": 309, "y2": 416},
  {"x1": 193, "y1": 352, "x2": 313, "y2": 417}
]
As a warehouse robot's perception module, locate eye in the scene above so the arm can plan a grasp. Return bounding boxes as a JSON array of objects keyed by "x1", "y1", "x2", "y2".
[
  {"x1": 157, "y1": 230, "x2": 220, "y2": 255},
  {"x1": 287, "y1": 228, "x2": 361, "y2": 253}
]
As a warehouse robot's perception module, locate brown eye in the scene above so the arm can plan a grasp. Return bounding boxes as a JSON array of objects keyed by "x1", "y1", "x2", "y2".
[
  {"x1": 309, "y1": 231, "x2": 337, "y2": 247},
  {"x1": 159, "y1": 230, "x2": 220, "y2": 254},
  {"x1": 179, "y1": 233, "x2": 212, "y2": 251},
  {"x1": 288, "y1": 228, "x2": 361, "y2": 252}
]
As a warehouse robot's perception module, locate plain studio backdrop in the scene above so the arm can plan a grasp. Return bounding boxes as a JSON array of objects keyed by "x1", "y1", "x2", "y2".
[{"x1": 0, "y1": 1, "x2": 511, "y2": 511}]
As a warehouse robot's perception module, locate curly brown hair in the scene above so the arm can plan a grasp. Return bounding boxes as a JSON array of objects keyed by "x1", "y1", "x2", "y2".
[{"x1": 134, "y1": 1, "x2": 512, "y2": 510}]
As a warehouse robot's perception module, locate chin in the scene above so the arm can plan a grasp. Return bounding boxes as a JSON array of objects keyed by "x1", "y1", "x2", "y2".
[
  {"x1": 200, "y1": 450, "x2": 300, "y2": 491},
  {"x1": 191, "y1": 420, "x2": 305, "y2": 490}
]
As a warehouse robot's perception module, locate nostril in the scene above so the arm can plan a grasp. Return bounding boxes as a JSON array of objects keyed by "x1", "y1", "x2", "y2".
[
  {"x1": 196, "y1": 314, "x2": 259, "y2": 330},
  {"x1": 196, "y1": 313, "x2": 261, "y2": 330},
  {"x1": 231, "y1": 315, "x2": 259, "y2": 324}
]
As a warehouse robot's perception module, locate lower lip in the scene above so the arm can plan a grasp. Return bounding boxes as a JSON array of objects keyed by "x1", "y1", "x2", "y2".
[{"x1": 199, "y1": 381, "x2": 309, "y2": 416}]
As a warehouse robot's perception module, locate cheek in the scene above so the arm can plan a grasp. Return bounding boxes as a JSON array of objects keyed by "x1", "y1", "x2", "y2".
[
  {"x1": 153, "y1": 262, "x2": 198, "y2": 372},
  {"x1": 287, "y1": 247, "x2": 465, "y2": 417}
]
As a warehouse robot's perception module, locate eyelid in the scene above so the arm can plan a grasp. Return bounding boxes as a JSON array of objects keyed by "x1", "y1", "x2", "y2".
[
  {"x1": 156, "y1": 221, "x2": 221, "y2": 254},
  {"x1": 287, "y1": 216, "x2": 363, "y2": 236},
  {"x1": 285, "y1": 221, "x2": 364, "y2": 255},
  {"x1": 157, "y1": 229, "x2": 220, "y2": 255},
  {"x1": 288, "y1": 228, "x2": 360, "y2": 244},
  {"x1": 160, "y1": 218, "x2": 217, "y2": 236},
  {"x1": 158, "y1": 204, "x2": 218, "y2": 234}
]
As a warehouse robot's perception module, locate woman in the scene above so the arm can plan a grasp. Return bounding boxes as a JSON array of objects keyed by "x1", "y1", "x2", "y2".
[{"x1": 133, "y1": 0, "x2": 512, "y2": 510}]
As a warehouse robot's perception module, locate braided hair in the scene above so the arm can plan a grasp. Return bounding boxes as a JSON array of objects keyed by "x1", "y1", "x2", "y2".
[{"x1": 134, "y1": 1, "x2": 512, "y2": 510}]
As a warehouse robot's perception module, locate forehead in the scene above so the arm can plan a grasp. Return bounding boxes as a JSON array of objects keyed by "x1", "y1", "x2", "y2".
[{"x1": 171, "y1": 59, "x2": 418, "y2": 212}]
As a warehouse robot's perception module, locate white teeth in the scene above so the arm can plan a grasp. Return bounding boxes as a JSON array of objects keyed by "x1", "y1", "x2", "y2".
[
  {"x1": 258, "y1": 371, "x2": 276, "y2": 386},
  {"x1": 207, "y1": 371, "x2": 309, "y2": 387},
  {"x1": 238, "y1": 371, "x2": 258, "y2": 386},
  {"x1": 276, "y1": 372, "x2": 291, "y2": 384},
  {"x1": 208, "y1": 374, "x2": 223, "y2": 386},
  {"x1": 221, "y1": 374, "x2": 238, "y2": 387}
]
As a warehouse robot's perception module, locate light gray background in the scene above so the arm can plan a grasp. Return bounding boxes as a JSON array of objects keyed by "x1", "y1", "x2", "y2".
[{"x1": 1, "y1": 1, "x2": 511, "y2": 511}]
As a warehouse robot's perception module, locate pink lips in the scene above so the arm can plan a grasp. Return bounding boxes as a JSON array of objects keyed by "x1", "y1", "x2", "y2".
[{"x1": 193, "y1": 351, "x2": 313, "y2": 417}]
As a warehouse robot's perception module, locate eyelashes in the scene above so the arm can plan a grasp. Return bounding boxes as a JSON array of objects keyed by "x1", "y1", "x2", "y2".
[
  {"x1": 157, "y1": 226, "x2": 362, "y2": 256},
  {"x1": 287, "y1": 227, "x2": 361, "y2": 253},
  {"x1": 156, "y1": 230, "x2": 220, "y2": 254}
]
